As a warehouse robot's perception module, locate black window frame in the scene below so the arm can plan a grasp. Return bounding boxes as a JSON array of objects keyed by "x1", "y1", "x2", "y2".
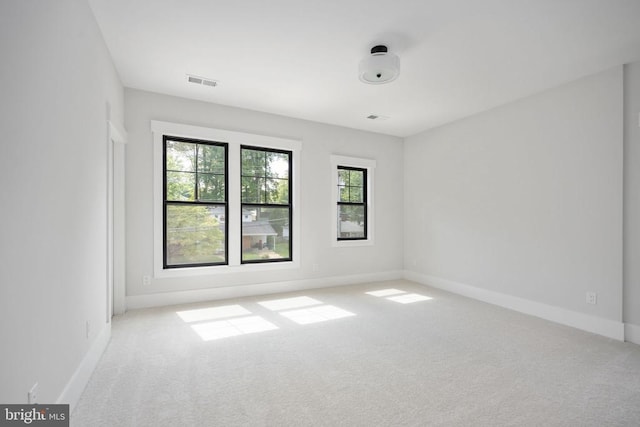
[
  {"x1": 337, "y1": 166, "x2": 368, "y2": 241},
  {"x1": 240, "y1": 145, "x2": 293, "y2": 264},
  {"x1": 163, "y1": 135, "x2": 229, "y2": 269}
]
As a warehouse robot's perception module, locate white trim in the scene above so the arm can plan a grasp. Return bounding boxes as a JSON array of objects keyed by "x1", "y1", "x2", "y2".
[
  {"x1": 151, "y1": 120, "x2": 302, "y2": 278},
  {"x1": 330, "y1": 155, "x2": 377, "y2": 169},
  {"x1": 108, "y1": 121, "x2": 127, "y2": 145},
  {"x1": 151, "y1": 120, "x2": 301, "y2": 152},
  {"x1": 58, "y1": 323, "x2": 111, "y2": 412},
  {"x1": 330, "y1": 154, "x2": 376, "y2": 247},
  {"x1": 625, "y1": 323, "x2": 640, "y2": 345},
  {"x1": 106, "y1": 124, "x2": 113, "y2": 322},
  {"x1": 126, "y1": 270, "x2": 404, "y2": 309},
  {"x1": 108, "y1": 121, "x2": 127, "y2": 316},
  {"x1": 404, "y1": 271, "x2": 625, "y2": 341},
  {"x1": 154, "y1": 258, "x2": 300, "y2": 278}
]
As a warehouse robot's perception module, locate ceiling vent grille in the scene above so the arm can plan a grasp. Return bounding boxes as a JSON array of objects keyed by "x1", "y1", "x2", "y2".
[{"x1": 187, "y1": 74, "x2": 218, "y2": 87}]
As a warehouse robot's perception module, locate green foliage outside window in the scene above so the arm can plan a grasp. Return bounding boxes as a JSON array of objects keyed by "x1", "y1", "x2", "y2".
[{"x1": 164, "y1": 138, "x2": 227, "y2": 266}]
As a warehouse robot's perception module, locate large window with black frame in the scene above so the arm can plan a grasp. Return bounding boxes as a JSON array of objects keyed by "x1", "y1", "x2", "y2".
[
  {"x1": 163, "y1": 136, "x2": 228, "y2": 268},
  {"x1": 337, "y1": 166, "x2": 367, "y2": 240},
  {"x1": 241, "y1": 146, "x2": 292, "y2": 263}
]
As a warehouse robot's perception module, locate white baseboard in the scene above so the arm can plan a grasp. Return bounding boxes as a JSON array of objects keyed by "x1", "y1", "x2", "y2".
[
  {"x1": 126, "y1": 270, "x2": 404, "y2": 310},
  {"x1": 58, "y1": 322, "x2": 111, "y2": 412},
  {"x1": 625, "y1": 323, "x2": 640, "y2": 345},
  {"x1": 404, "y1": 271, "x2": 625, "y2": 341}
]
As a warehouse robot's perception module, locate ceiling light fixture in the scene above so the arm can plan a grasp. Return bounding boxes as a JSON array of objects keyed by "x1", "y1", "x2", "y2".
[{"x1": 359, "y1": 45, "x2": 400, "y2": 84}]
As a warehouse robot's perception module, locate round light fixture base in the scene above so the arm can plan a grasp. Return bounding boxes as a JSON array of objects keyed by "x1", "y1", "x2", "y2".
[{"x1": 359, "y1": 45, "x2": 400, "y2": 84}]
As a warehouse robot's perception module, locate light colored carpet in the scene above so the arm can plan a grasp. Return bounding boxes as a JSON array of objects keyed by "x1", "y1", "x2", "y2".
[{"x1": 72, "y1": 280, "x2": 640, "y2": 426}]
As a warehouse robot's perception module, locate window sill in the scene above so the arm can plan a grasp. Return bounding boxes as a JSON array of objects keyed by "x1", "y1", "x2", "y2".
[
  {"x1": 154, "y1": 259, "x2": 300, "y2": 279},
  {"x1": 332, "y1": 239, "x2": 374, "y2": 248}
]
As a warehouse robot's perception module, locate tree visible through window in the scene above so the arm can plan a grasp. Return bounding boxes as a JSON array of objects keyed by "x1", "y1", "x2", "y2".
[
  {"x1": 241, "y1": 146, "x2": 292, "y2": 263},
  {"x1": 337, "y1": 166, "x2": 367, "y2": 240},
  {"x1": 164, "y1": 136, "x2": 227, "y2": 268}
]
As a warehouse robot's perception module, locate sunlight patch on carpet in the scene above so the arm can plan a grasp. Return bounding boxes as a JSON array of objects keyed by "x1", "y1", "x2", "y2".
[
  {"x1": 176, "y1": 305, "x2": 252, "y2": 323},
  {"x1": 365, "y1": 289, "x2": 405, "y2": 297},
  {"x1": 387, "y1": 293, "x2": 433, "y2": 304},
  {"x1": 366, "y1": 288, "x2": 433, "y2": 304},
  {"x1": 191, "y1": 316, "x2": 278, "y2": 341},
  {"x1": 258, "y1": 296, "x2": 323, "y2": 311},
  {"x1": 279, "y1": 305, "x2": 355, "y2": 325}
]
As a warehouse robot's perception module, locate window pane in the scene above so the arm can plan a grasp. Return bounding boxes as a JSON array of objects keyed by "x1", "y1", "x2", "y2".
[
  {"x1": 241, "y1": 147, "x2": 293, "y2": 263},
  {"x1": 242, "y1": 207, "x2": 290, "y2": 262},
  {"x1": 266, "y1": 152, "x2": 289, "y2": 178},
  {"x1": 242, "y1": 149, "x2": 266, "y2": 177},
  {"x1": 242, "y1": 176, "x2": 265, "y2": 203},
  {"x1": 338, "y1": 169, "x2": 349, "y2": 186},
  {"x1": 349, "y1": 170, "x2": 364, "y2": 187},
  {"x1": 166, "y1": 140, "x2": 196, "y2": 172},
  {"x1": 338, "y1": 185, "x2": 349, "y2": 202},
  {"x1": 166, "y1": 171, "x2": 195, "y2": 201},
  {"x1": 266, "y1": 178, "x2": 288, "y2": 204},
  {"x1": 338, "y1": 205, "x2": 365, "y2": 239},
  {"x1": 197, "y1": 144, "x2": 225, "y2": 174},
  {"x1": 349, "y1": 186, "x2": 363, "y2": 203},
  {"x1": 166, "y1": 204, "x2": 226, "y2": 265},
  {"x1": 338, "y1": 169, "x2": 364, "y2": 202},
  {"x1": 198, "y1": 174, "x2": 225, "y2": 202}
]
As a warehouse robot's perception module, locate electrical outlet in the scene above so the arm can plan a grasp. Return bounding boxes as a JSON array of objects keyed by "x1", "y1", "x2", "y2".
[
  {"x1": 586, "y1": 292, "x2": 597, "y2": 305},
  {"x1": 143, "y1": 275, "x2": 151, "y2": 286},
  {"x1": 28, "y1": 383, "x2": 38, "y2": 404}
]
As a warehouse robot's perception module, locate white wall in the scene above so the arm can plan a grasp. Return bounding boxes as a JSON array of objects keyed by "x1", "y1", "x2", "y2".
[
  {"x1": 404, "y1": 67, "x2": 624, "y2": 328},
  {"x1": 0, "y1": 0, "x2": 123, "y2": 404},
  {"x1": 624, "y1": 61, "x2": 640, "y2": 338},
  {"x1": 0, "y1": 4, "x2": 633, "y2": 411},
  {"x1": 124, "y1": 89, "x2": 403, "y2": 304}
]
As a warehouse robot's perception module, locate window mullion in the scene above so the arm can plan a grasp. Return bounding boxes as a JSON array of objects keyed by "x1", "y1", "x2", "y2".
[
  {"x1": 263, "y1": 153, "x2": 268, "y2": 204},
  {"x1": 194, "y1": 144, "x2": 199, "y2": 201}
]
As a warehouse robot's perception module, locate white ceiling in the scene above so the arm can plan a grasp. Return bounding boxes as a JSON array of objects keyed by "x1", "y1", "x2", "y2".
[{"x1": 88, "y1": 0, "x2": 640, "y2": 137}]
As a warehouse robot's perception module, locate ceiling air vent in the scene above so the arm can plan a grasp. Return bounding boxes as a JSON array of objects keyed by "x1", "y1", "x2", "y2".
[{"x1": 187, "y1": 74, "x2": 218, "y2": 87}]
